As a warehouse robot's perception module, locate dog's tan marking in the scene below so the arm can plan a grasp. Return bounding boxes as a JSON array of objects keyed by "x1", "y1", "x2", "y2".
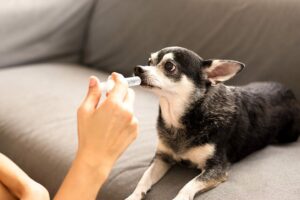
[
  {"x1": 150, "y1": 52, "x2": 159, "y2": 65},
  {"x1": 157, "y1": 140, "x2": 215, "y2": 169},
  {"x1": 181, "y1": 144, "x2": 215, "y2": 168}
]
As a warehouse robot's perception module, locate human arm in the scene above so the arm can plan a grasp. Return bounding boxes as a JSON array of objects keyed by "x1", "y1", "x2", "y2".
[
  {"x1": 0, "y1": 153, "x2": 49, "y2": 200},
  {"x1": 54, "y1": 73, "x2": 138, "y2": 200}
]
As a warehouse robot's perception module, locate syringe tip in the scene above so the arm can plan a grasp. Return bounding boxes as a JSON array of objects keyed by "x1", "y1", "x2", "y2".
[{"x1": 126, "y1": 76, "x2": 141, "y2": 87}]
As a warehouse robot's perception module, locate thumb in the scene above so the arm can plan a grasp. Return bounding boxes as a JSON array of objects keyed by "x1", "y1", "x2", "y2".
[{"x1": 81, "y1": 76, "x2": 102, "y2": 112}]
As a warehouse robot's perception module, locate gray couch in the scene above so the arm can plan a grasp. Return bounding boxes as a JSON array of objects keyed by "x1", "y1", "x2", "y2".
[{"x1": 0, "y1": 0, "x2": 299, "y2": 199}]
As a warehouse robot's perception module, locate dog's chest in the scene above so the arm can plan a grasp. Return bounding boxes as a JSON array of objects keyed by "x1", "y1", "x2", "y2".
[{"x1": 157, "y1": 140, "x2": 215, "y2": 169}]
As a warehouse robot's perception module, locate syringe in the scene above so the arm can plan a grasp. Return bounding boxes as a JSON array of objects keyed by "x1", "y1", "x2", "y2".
[{"x1": 101, "y1": 76, "x2": 141, "y2": 95}]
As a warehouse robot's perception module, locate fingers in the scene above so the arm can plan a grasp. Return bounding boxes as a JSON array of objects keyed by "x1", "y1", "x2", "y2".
[
  {"x1": 124, "y1": 88, "x2": 135, "y2": 112},
  {"x1": 80, "y1": 76, "x2": 102, "y2": 112},
  {"x1": 108, "y1": 72, "x2": 128, "y2": 102}
]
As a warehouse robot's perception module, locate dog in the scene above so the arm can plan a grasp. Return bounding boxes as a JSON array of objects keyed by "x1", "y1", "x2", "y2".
[{"x1": 126, "y1": 46, "x2": 300, "y2": 200}]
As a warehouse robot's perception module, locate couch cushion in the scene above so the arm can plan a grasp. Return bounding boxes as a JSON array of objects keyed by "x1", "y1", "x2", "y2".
[
  {"x1": 0, "y1": 63, "x2": 158, "y2": 198},
  {"x1": 0, "y1": 0, "x2": 94, "y2": 68},
  {"x1": 84, "y1": 0, "x2": 300, "y2": 98},
  {"x1": 0, "y1": 64, "x2": 299, "y2": 200}
]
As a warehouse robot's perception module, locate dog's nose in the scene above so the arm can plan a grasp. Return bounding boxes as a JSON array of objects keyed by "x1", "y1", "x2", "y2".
[{"x1": 134, "y1": 65, "x2": 145, "y2": 75}]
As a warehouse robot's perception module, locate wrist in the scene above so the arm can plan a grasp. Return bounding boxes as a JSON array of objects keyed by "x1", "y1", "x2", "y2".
[{"x1": 74, "y1": 151, "x2": 114, "y2": 182}]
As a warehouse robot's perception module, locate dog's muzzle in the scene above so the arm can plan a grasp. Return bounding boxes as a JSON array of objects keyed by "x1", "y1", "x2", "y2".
[{"x1": 134, "y1": 65, "x2": 146, "y2": 76}]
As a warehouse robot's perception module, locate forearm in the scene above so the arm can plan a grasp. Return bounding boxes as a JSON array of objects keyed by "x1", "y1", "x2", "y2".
[
  {"x1": 0, "y1": 182, "x2": 17, "y2": 200},
  {"x1": 0, "y1": 153, "x2": 49, "y2": 200},
  {"x1": 0, "y1": 153, "x2": 32, "y2": 198},
  {"x1": 54, "y1": 74, "x2": 138, "y2": 199},
  {"x1": 54, "y1": 153, "x2": 112, "y2": 200}
]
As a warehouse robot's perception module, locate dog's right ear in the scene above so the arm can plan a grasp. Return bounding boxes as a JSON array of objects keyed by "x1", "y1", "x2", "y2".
[{"x1": 202, "y1": 59, "x2": 245, "y2": 84}]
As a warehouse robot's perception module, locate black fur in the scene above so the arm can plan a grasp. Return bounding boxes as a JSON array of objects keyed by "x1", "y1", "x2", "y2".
[
  {"x1": 134, "y1": 46, "x2": 300, "y2": 198},
  {"x1": 158, "y1": 82, "x2": 299, "y2": 164},
  {"x1": 151, "y1": 47, "x2": 300, "y2": 165}
]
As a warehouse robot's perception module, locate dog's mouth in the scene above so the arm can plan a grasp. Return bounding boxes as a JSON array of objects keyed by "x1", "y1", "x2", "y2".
[
  {"x1": 140, "y1": 81, "x2": 154, "y2": 88},
  {"x1": 140, "y1": 81, "x2": 161, "y2": 89},
  {"x1": 136, "y1": 75, "x2": 161, "y2": 90}
]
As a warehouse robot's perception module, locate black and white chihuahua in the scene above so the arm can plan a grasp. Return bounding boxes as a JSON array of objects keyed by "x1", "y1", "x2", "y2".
[{"x1": 126, "y1": 47, "x2": 300, "y2": 200}]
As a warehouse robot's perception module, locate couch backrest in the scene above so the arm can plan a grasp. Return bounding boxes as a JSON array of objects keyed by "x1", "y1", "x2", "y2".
[
  {"x1": 83, "y1": 0, "x2": 300, "y2": 98},
  {"x1": 0, "y1": 0, "x2": 94, "y2": 68}
]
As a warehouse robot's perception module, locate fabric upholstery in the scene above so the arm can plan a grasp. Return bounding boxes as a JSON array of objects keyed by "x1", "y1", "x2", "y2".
[
  {"x1": 84, "y1": 0, "x2": 300, "y2": 98},
  {"x1": 0, "y1": 0, "x2": 94, "y2": 68},
  {"x1": 0, "y1": 63, "x2": 299, "y2": 200},
  {"x1": 0, "y1": 63, "x2": 158, "y2": 198},
  {"x1": 0, "y1": 0, "x2": 300, "y2": 199}
]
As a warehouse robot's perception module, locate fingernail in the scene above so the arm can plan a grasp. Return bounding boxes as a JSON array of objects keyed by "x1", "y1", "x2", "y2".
[
  {"x1": 112, "y1": 72, "x2": 123, "y2": 80},
  {"x1": 111, "y1": 72, "x2": 118, "y2": 80},
  {"x1": 89, "y1": 77, "x2": 96, "y2": 87}
]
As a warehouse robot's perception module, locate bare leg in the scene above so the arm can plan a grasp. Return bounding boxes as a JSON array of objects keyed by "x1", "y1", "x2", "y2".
[
  {"x1": 125, "y1": 156, "x2": 172, "y2": 200},
  {"x1": 173, "y1": 166, "x2": 228, "y2": 200}
]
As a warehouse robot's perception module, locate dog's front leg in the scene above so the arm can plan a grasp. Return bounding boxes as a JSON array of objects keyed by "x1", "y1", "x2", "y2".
[
  {"x1": 173, "y1": 166, "x2": 228, "y2": 200},
  {"x1": 125, "y1": 155, "x2": 172, "y2": 200}
]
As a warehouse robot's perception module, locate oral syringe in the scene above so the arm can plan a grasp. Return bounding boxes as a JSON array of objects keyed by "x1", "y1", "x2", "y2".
[{"x1": 101, "y1": 76, "x2": 141, "y2": 95}]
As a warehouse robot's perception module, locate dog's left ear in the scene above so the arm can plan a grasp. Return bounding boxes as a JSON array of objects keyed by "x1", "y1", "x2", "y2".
[{"x1": 202, "y1": 59, "x2": 245, "y2": 84}]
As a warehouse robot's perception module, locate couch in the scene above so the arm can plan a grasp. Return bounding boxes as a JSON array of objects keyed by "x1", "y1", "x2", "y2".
[{"x1": 0, "y1": 0, "x2": 299, "y2": 199}]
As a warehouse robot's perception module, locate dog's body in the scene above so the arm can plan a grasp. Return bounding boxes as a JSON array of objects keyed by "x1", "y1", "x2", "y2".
[{"x1": 126, "y1": 47, "x2": 300, "y2": 200}]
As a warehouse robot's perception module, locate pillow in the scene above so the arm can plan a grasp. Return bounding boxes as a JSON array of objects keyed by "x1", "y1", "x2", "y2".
[{"x1": 0, "y1": 0, "x2": 94, "y2": 68}]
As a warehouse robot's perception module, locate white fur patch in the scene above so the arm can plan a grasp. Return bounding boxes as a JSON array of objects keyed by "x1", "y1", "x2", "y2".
[
  {"x1": 173, "y1": 171, "x2": 225, "y2": 200},
  {"x1": 125, "y1": 158, "x2": 171, "y2": 200},
  {"x1": 139, "y1": 63, "x2": 196, "y2": 128},
  {"x1": 142, "y1": 52, "x2": 197, "y2": 127},
  {"x1": 173, "y1": 176, "x2": 206, "y2": 200},
  {"x1": 159, "y1": 74, "x2": 195, "y2": 127}
]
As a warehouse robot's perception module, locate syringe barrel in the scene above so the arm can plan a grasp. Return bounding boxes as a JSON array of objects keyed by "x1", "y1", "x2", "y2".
[
  {"x1": 125, "y1": 76, "x2": 142, "y2": 87},
  {"x1": 101, "y1": 76, "x2": 141, "y2": 95}
]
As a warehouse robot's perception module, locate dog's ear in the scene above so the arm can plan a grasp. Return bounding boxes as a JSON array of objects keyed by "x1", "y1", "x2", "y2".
[{"x1": 202, "y1": 59, "x2": 245, "y2": 84}]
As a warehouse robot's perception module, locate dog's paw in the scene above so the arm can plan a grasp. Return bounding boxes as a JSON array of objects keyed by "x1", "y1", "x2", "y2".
[
  {"x1": 173, "y1": 194, "x2": 192, "y2": 200},
  {"x1": 125, "y1": 192, "x2": 144, "y2": 200}
]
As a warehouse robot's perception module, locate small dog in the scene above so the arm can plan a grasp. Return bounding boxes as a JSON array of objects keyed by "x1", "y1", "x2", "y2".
[{"x1": 126, "y1": 47, "x2": 300, "y2": 200}]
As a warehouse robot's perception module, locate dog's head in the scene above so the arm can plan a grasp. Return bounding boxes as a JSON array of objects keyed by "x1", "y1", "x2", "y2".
[{"x1": 134, "y1": 46, "x2": 245, "y2": 98}]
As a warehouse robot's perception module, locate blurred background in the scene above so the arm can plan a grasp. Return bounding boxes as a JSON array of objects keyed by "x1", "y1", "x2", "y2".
[{"x1": 0, "y1": 0, "x2": 299, "y2": 96}]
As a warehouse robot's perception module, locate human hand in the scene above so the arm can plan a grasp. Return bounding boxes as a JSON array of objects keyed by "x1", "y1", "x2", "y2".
[{"x1": 76, "y1": 73, "x2": 138, "y2": 175}]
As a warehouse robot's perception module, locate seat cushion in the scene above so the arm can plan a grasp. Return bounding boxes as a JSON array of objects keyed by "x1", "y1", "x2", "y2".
[
  {"x1": 0, "y1": 0, "x2": 94, "y2": 68},
  {"x1": 0, "y1": 63, "x2": 158, "y2": 198},
  {"x1": 0, "y1": 63, "x2": 299, "y2": 200}
]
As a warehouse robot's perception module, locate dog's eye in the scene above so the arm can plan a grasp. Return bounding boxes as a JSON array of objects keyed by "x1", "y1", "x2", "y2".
[{"x1": 164, "y1": 62, "x2": 176, "y2": 72}]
